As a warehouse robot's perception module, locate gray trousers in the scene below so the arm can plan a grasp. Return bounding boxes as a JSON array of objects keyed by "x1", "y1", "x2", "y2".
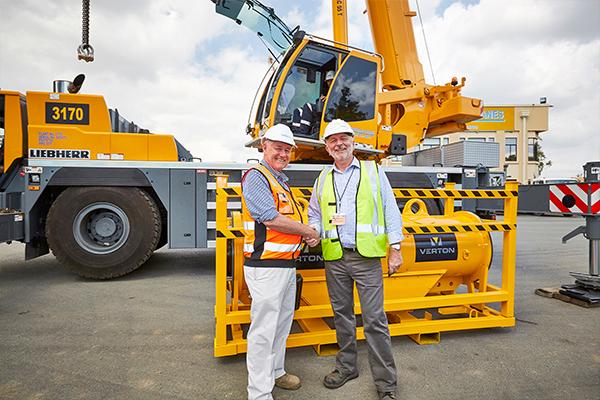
[{"x1": 325, "y1": 250, "x2": 397, "y2": 393}]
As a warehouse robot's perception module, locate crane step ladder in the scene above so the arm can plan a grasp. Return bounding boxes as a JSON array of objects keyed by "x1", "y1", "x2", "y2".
[{"x1": 213, "y1": 175, "x2": 519, "y2": 357}]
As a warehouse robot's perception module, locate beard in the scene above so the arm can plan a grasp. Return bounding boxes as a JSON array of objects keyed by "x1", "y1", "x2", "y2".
[{"x1": 328, "y1": 144, "x2": 354, "y2": 163}]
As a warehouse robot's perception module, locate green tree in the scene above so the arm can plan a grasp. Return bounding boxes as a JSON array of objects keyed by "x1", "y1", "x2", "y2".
[{"x1": 536, "y1": 137, "x2": 552, "y2": 174}]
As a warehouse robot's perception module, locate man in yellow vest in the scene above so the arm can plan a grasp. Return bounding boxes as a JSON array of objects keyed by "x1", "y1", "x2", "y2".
[
  {"x1": 241, "y1": 124, "x2": 320, "y2": 400},
  {"x1": 307, "y1": 119, "x2": 404, "y2": 400}
]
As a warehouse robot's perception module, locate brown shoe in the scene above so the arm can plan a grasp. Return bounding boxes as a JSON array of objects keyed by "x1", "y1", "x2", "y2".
[
  {"x1": 323, "y1": 369, "x2": 359, "y2": 389},
  {"x1": 275, "y1": 373, "x2": 301, "y2": 390}
]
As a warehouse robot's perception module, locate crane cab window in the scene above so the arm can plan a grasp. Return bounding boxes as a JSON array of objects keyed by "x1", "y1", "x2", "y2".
[
  {"x1": 274, "y1": 45, "x2": 347, "y2": 136},
  {"x1": 324, "y1": 56, "x2": 377, "y2": 122},
  {"x1": 276, "y1": 67, "x2": 321, "y2": 120},
  {"x1": 215, "y1": 0, "x2": 293, "y2": 54}
]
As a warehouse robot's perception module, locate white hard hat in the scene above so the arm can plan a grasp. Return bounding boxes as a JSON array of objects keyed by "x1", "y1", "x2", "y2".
[
  {"x1": 323, "y1": 119, "x2": 354, "y2": 140},
  {"x1": 325, "y1": 70, "x2": 335, "y2": 81},
  {"x1": 262, "y1": 124, "x2": 296, "y2": 147}
]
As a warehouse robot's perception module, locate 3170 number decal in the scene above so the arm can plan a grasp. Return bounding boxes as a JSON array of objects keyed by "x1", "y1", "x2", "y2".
[{"x1": 45, "y1": 102, "x2": 90, "y2": 124}]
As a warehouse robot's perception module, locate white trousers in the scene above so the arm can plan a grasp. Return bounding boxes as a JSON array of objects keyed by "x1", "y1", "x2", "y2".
[{"x1": 244, "y1": 266, "x2": 296, "y2": 400}]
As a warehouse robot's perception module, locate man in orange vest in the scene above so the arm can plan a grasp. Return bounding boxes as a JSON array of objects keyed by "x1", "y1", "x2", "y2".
[{"x1": 241, "y1": 124, "x2": 320, "y2": 400}]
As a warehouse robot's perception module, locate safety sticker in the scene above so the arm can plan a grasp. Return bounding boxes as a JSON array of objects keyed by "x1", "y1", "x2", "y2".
[{"x1": 24, "y1": 167, "x2": 43, "y2": 174}]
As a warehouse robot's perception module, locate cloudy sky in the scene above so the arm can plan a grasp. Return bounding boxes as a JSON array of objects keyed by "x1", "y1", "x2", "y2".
[{"x1": 1, "y1": 0, "x2": 598, "y2": 178}]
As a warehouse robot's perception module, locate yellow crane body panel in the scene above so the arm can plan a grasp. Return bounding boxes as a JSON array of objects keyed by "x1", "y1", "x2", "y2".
[{"x1": 18, "y1": 91, "x2": 179, "y2": 162}]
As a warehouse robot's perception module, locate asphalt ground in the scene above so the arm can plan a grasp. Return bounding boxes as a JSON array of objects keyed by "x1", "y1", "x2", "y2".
[{"x1": 0, "y1": 215, "x2": 598, "y2": 400}]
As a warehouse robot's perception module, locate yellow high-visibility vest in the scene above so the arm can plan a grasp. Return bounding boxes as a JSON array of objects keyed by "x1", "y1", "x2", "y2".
[
  {"x1": 242, "y1": 164, "x2": 304, "y2": 267},
  {"x1": 316, "y1": 160, "x2": 387, "y2": 261}
]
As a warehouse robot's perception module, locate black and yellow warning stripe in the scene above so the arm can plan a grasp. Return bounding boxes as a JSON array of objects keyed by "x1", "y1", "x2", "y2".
[
  {"x1": 291, "y1": 188, "x2": 518, "y2": 199},
  {"x1": 216, "y1": 187, "x2": 242, "y2": 197},
  {"x1": 217, "y1": 187, "x2": 311, "y2": 198},
  {"x1": 393, "y1": 188, "x2": 518, "y2": 199},
  {"x1": 403, "y1": 222, "x2": 516, "y2": 235},
  {"x1": 218, "y1": 186, "x2": 517, "y2": 200},
  {"x1": 216, "y1": 223, "x2": 516, "y2": 239},
  {"x1": 216, "y1": 226, "x2": 245, "y2": 239}
]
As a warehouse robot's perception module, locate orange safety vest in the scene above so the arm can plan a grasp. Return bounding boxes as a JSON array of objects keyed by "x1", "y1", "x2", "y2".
[{"x1": 241, "y1": 163, "x2": 304, "y2": 267}]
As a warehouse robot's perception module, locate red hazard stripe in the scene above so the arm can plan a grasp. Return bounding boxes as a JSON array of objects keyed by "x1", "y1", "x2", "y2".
[
  {"x1": 592, "y1": 184, "x2": 600, "y2": 214},
  {"x1": 549, "y1": 191, "x2": 570, "y2": 212},
  {"x1": 557, "y1": 184, "x2": 588, "y2": 213}
]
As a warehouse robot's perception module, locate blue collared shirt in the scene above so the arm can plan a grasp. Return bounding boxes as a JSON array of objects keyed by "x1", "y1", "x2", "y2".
[
  {"x1": 242, "y1": 160, "x2": 290, "y2": 223},
  {"x1": 308, "y1": 157, "x2": 404, "y2": 247}
]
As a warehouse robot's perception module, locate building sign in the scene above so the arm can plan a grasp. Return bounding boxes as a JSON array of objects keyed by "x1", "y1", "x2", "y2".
[{"x1": 467, "y1": 107, "x2": 515, "y2": 131}]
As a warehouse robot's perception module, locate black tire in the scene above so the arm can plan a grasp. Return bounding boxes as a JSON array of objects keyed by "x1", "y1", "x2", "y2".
[
  {"x1": 154, "y1": 209, "x2": 168, "y2": 250},
  {"x1": 46, "y1": 187, "x2": 161, "y2": 279}
]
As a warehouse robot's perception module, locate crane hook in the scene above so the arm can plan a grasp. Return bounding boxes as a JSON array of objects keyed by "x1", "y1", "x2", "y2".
[{"x1": 77, "y1": 0, "x2": 94, "y2": 62}]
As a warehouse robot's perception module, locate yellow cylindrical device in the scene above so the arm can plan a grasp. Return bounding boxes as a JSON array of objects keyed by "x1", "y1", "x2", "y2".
[
  {"x1": 398, "y1": 199, "x2": 492, "y2": 278},
  {"x1": 295, "y1": 197, "x2": 492, "y2": 297}
]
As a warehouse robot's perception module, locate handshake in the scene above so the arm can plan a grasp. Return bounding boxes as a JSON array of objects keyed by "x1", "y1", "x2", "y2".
[{"x1": 303, "y1": 224, "x2": 320, "y2": 248}]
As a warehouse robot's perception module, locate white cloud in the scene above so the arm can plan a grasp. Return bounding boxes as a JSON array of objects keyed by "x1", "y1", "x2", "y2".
[
  {"x1": 0, "y1": 0, "x2": 264, "y2": 162},
  {"x1": 1, "y1": 0, "x2": 599, "y2": 177},
  {"x1": 407, "y1": 0, "x2": 600, "y2": 177}
]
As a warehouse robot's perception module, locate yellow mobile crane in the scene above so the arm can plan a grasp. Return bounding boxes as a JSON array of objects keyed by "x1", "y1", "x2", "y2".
[
  {"x1": 0, "y1": 0, "x2": 518, "y2": 355},
  {"x1": 215, "y1": 0, "x2": 482, "y2": 162},
  {"x1": 1, "y1": 0, "x2": 501, "y2": 284}
]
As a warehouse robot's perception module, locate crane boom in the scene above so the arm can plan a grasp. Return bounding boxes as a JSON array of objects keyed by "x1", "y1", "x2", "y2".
[
  {"x1": 332, "y1": 0, "x2": 349, "y2": 45},
  {"x1": 365, "y1": 0, "x2": 424, "y2": 88}
]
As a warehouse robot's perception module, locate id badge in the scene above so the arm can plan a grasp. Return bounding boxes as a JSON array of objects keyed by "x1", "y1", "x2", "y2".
[
  {"x1": 277, "y1": 192, "x2": 293, "y2": 215},
  {"x1": 331, "y1": 213, "x2": 346, "y2": 226}
]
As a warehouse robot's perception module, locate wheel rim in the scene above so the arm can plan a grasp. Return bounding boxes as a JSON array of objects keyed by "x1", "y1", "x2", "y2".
[{"x1": 73, "y1": 202, "x2": 131, "y2": 254}]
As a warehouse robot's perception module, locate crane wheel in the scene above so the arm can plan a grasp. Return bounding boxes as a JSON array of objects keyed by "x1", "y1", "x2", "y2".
[
  {"x1": 154, "y1": 210, "x2": 168, "y2": 250},
  {"x1": 46, "y1": 187, "x2": 161, "y2": 279}
]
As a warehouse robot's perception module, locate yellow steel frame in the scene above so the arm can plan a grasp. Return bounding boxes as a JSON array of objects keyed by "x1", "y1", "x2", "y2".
[{"x1": 214, "y1": 178, "x2": 519, "y2": 357}]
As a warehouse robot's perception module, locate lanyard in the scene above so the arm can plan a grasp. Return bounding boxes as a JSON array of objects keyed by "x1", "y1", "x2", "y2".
[{"x1": 333, "y1": 167, "x2": 356, "y2": 208}]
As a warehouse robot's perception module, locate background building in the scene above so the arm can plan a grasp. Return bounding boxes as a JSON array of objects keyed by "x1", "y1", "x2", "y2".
[{"x1": 412, "y1": 104, "x2": 551, "y2": 183}]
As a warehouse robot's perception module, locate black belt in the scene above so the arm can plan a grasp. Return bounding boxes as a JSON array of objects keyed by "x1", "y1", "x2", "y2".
[{"x1": 342, "y1": 247, "x2": 358, "y2": 252}]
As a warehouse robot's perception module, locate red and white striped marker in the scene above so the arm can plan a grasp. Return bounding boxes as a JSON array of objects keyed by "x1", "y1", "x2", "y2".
[
  {"x1": 549, "y1": 183, "x2": 599, "y2": 214},
  {"x1": 591, "y1": 184, "x2": 600, "y2": 214}
]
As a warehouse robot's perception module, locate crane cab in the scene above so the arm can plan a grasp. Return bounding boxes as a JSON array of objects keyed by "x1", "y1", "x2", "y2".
[
  {"x1": 216, "y1": 0, "x2": 384, "y2": 162},
  {"x1": 250, "y1": 37, "x2": 383, "y2": 162},
  {"x1": 216, "y1": 0, "x2": 483, "y2": 163}
]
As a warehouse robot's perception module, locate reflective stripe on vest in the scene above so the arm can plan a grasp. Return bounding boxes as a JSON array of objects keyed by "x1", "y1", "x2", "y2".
[
  {"x1": 317, "y1": 160, "x2": 387, "y2": 261},
  {"x1": 241, "y1": 164, "x2": 304, "y2": 265}
]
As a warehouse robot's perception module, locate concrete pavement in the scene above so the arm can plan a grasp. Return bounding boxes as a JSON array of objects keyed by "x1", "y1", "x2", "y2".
[{"x1": 0, "y1": 216, "x2": 598, "y2": 400}]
